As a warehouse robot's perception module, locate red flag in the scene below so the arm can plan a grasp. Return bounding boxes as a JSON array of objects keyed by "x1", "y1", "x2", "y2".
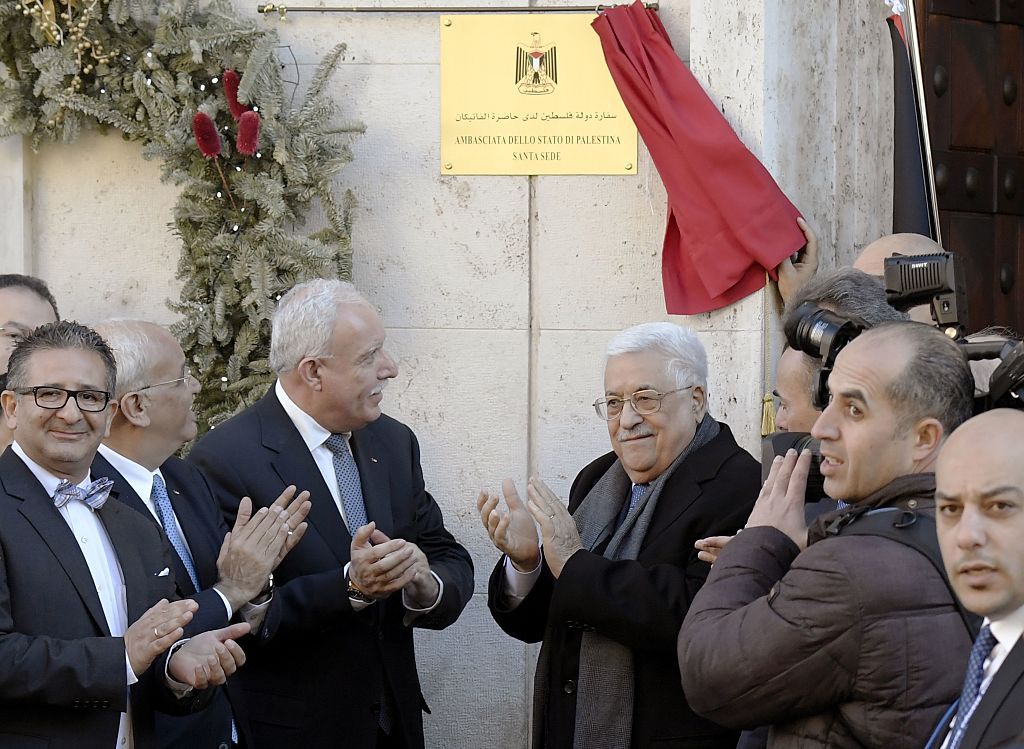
[{"x1": 593, "y1": 1, "x2": 805, "y2": 314}]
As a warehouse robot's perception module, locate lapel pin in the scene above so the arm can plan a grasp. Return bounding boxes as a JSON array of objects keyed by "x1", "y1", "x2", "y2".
[
  {"x1": 172, "y1": 489, "x2": 181, "y2": 495},
  {"x1": 371, "y1": 458, "x2": 379, "y2": 463}
]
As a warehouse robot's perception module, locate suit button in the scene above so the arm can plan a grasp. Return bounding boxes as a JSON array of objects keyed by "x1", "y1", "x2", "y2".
[
  {"x1": 219, "y1": 743, "x2": 230, "y2": 749},
  {"x1": 378, "y1": 631, "x2": 385, "y2": 641},
  {"x1": 563, "y1": 680, "x2": 576, "y2": 694}
]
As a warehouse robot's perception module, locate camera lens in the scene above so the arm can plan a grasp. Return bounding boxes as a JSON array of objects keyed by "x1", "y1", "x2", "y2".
[{"x1": 761, "y1": 431, "x2": 827, "y2": 504}]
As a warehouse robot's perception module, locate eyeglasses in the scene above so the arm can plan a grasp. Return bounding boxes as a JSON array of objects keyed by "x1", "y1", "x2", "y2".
[
  {"x1": 593, "y1": 387, "x2": 691, "y2": 420},
  {"x1": 137, "y1": 366, "x2": 193, "y2": 392},
  {"x1": 13, "y1": 386, "x2": 111, "y2": 412}
]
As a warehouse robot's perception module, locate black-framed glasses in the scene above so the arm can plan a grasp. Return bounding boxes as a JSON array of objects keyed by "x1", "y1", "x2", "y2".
[
  {"x1": 593, "y1": 387, "x2": 692, "y2": 420},
  {"x1": 137, "y1": 366, "x2": 193, "y2": 392},
  {"x1": 13, "y1": 386, "x2": 111, "y2": 412}
]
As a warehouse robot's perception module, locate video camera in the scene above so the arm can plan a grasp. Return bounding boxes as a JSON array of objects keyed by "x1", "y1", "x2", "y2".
[{"x1": 766, "y1": 250, "x2": 1024, "y2": 500}]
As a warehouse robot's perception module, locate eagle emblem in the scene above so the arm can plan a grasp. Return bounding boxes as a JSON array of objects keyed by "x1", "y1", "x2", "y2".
[{"x1": 516, "y1": 32, "x2": 557, "y2": 95}]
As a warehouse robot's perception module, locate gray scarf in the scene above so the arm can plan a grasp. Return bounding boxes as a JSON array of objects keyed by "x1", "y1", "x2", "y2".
[{"x1": 532, "y1": 414, "x2": 720, "y2": 749}]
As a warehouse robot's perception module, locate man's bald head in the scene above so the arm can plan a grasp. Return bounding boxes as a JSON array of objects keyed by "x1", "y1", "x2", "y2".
[
  {"x1": 853, "y1": 233, "x2": 942, "y2": 276},
  {"x1": 854, "y1": 234, "x2": 943, "y2": 324},
  {"x1": 936, "y1": 409, "x2": 1024, "y2": 620}
]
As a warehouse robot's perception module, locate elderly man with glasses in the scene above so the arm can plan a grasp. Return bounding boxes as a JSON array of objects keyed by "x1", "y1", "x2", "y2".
[
  {"x1": 478, "y1": 321, "x2": 761, "y2": 749},
  {"x1": 90, "y1": 319, "x2": 311, "y2": 749}
]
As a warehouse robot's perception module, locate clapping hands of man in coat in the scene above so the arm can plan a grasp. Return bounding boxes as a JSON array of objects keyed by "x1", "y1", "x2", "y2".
[{"x1": 477, "y1": 476, "x2": 583, "y2": 579}]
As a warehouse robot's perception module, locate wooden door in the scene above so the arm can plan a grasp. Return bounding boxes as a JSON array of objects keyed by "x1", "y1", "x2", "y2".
[{"x1": 916, "y1": 0, "x2": 1024, "y2": 335}]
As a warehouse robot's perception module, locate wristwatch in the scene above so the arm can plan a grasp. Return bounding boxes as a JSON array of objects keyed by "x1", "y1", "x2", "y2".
[
  {"x1": 251, "y1": 573, "x2": 274, "y2": 605},
  {"x1": 346, "y1": 571, "x2": 375, "y2": 605}
]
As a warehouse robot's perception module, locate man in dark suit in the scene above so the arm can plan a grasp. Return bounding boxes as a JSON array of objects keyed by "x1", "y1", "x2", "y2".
[
  {"x1": 478, "y1": 321, "x2": 761, "y2": 748},
  {"x1": 187, "y1": 279, "x2": 474, "y2": 749},
  {"x1": 930, "y1": 409, "x2": 1024, "y2": 749},
  {"x1": 0, "y1": 320, "x2": 249, "y2": 749},
  {"x1": 91, "y1": 319, "x2": 311, "y2": 749}
]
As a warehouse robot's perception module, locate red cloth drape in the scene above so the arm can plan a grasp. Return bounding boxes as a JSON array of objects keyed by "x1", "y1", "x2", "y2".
[{"x1": 592, "y1": 1, "x2": 805, "y2": 314}]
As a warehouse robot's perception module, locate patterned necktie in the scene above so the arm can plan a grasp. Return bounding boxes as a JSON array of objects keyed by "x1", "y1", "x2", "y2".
[
  {"x1": 53, "y1": 477, "x2": 113, "y2": 510},
  {"x1": 150, "y1": 474, "x2": 200, "y2": 591},
  {"x1": 324, "y1": 433, "x2": 369, "y2": 533},
  {"x1": 627, "y1": 483, "x2": 647, "y2": 514},
  {"x1": 947, "y1": 624, "x2": 998, "y2": 749}
]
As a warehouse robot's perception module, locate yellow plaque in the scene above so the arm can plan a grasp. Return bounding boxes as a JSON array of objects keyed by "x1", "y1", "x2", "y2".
[{"x1": 440, "y1": 14, "x2": 638, "y2": 176}]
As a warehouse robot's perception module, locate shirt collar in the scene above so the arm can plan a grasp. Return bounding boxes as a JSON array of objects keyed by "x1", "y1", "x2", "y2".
[
  {"x1": 988, "y1": 604, "x2": 1024, "y2": 652},
  {"x1": 274, "y1": 379, "x2": 345, "y2": 451},
  {"x1": 97, "y1": 443, "x2": 160, "y2": 502},
  {"x1": 11, "y1": 440, "x2": 92, "y2": 497}
]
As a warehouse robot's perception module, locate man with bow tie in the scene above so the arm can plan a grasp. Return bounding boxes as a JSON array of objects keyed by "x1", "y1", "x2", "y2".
[{"x1": 0, "y1": 320, "x2": 250, "y2": 749}]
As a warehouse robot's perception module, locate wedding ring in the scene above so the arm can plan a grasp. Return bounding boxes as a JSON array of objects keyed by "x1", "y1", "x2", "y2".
[
  {"x1": 548, "y1": 514, "x2": 556, "y2": 519},
  {"x1": 154, "y1": 628, "x2": 160, "y2": 638}
]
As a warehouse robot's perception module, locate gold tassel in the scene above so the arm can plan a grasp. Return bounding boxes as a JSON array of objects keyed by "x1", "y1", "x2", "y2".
[{"x1": 761, "y1": 392, "x2": 776, "y2": 436}]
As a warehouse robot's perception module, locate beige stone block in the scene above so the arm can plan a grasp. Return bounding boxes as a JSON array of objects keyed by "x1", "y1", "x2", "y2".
[
  {"x1": 325, "y1": 65, "x2": 531, "y2": 329},
  {"x1": 30, "y1": 131, "x2": 182, "y2": 325},
  {"x1": 382, "y1": 328, "x2": 529, "y2": 591},
  {"x1": 417, "y1": 595, "x2": 532, "y2": 749}
]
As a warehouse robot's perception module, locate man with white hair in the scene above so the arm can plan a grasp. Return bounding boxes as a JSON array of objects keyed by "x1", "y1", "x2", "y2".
[
  {"x1": 478, "y1": 322, "x2": 761, "y2": 748},
  {"x1": 188, "y1": 279, "x2": 473, "y2": 749},
  {"x1": 92, "y1": 319, "x2": 311, "y2": 749}
]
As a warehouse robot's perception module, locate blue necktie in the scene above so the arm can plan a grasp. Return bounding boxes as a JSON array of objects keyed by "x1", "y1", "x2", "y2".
[
  {"x1": 947, "y1": 625, "x2": 998, "y2": 749},
  {"x1": 150, "y1": 474, "x2": 200, "y2": 592},
  {"x1": 325, "y1": 434, "x2": 394, "y2": 733},
  {"x1": 325, "y1": 434, "x2": 369, "y2": 533},
  {"x1": 627, "y1": 483, "x2": 647, "y2": 514},
  {"x1": 152, "y1": 475, "x2": 239, "y2": 742},
  {"x1": 54, "y1": 477, "x2": 113, "y2": 510}
]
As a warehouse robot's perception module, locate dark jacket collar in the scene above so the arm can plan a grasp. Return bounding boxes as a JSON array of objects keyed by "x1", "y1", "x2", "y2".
[{"x1": 808, "y1": 473, "x2": 936, "y2": 545}]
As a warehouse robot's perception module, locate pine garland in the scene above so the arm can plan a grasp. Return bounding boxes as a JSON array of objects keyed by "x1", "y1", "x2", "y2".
[{"x1": 0, "y1": 0, "x2": 362, "y2": 429}]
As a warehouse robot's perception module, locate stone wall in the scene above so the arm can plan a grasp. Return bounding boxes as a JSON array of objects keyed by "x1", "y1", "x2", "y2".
[{"x1": 0, "y1": 1, "x2": 896, "y2": 745}]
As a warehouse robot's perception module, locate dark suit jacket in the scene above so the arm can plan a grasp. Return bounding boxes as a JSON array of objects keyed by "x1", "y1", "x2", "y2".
[
  {"x1": 488, "y1": 424, "x2": 761, "y2": 749},
  {"x1": 93, "y1": 451, "x2": 256, "y2": 749},
  {"x1": 187, "y1": 388, "x2": 474, "y2": 749},
  {"x1": 932, "y1": 638, "x2": 1024, "y2": 749},
  {"x1": 0, "y1": 448, "x2": 209, "y2": 749}
]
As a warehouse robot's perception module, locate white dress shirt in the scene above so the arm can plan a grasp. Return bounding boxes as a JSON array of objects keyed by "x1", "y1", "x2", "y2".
[
  {"x1": 274, "y1": 380, "x2": 443, "y2": 613},
  {"x1": 12, "y1": 441, "x2": 136, "y2": 749},
  {"x1": 96, "y1": 444, "x2": 270, "y2": 631},
  {"x1": 939, "y1": 604, "x2": 1024, "y2": 749}
]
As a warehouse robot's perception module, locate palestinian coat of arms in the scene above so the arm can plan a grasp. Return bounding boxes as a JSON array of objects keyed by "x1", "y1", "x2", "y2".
[{"x1": 516, "y1": 32, "x2": 557, "y2": 95}]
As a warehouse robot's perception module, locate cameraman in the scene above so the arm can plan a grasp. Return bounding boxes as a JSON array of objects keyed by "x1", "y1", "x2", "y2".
[
  {"x1": 774, "y1": 268, "x2": 907, "y2": 433},
  {"x1": 696, "y1": 269, "x2": 906, "y2": 566},
  {"x1": 678, "y1": 323, "x2": 976, "y2": 749}
]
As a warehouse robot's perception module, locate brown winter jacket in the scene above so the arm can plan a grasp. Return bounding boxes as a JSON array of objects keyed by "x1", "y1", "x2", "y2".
[{"x1": 678, "y1": 473, "x2": 974, "y2": 749}]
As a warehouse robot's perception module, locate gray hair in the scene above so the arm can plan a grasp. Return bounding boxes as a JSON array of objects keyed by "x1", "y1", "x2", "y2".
[
  {"x1": 864, "y1": 322, "x2": 974, "y2": 435},
  {"x1": 6, "y1": 321, "x2": 116, "y2": 395},
  {"x1": 605, "y1": 322, "x2": 708, "y2": 390},
  {"x1": 785, "y1": 268, "x2": 909, "y2": 407},
  {"x1": 269, "y1": 279, "x2": 373, "y2": 373},
  {"x1": 786, "y1": 267, "x2": 908, "y2": 329},
  {"x1": 91, "y1": 319, "x2": 159, "y2": 397}
]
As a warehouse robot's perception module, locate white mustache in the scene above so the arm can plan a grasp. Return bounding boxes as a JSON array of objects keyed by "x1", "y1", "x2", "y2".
[
  {"x1": 371, "y1": 380, "x2": 389, "y2": 396},
  {"x1": 616, "y1": 426, "x2": 654, "y2": 441}
]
